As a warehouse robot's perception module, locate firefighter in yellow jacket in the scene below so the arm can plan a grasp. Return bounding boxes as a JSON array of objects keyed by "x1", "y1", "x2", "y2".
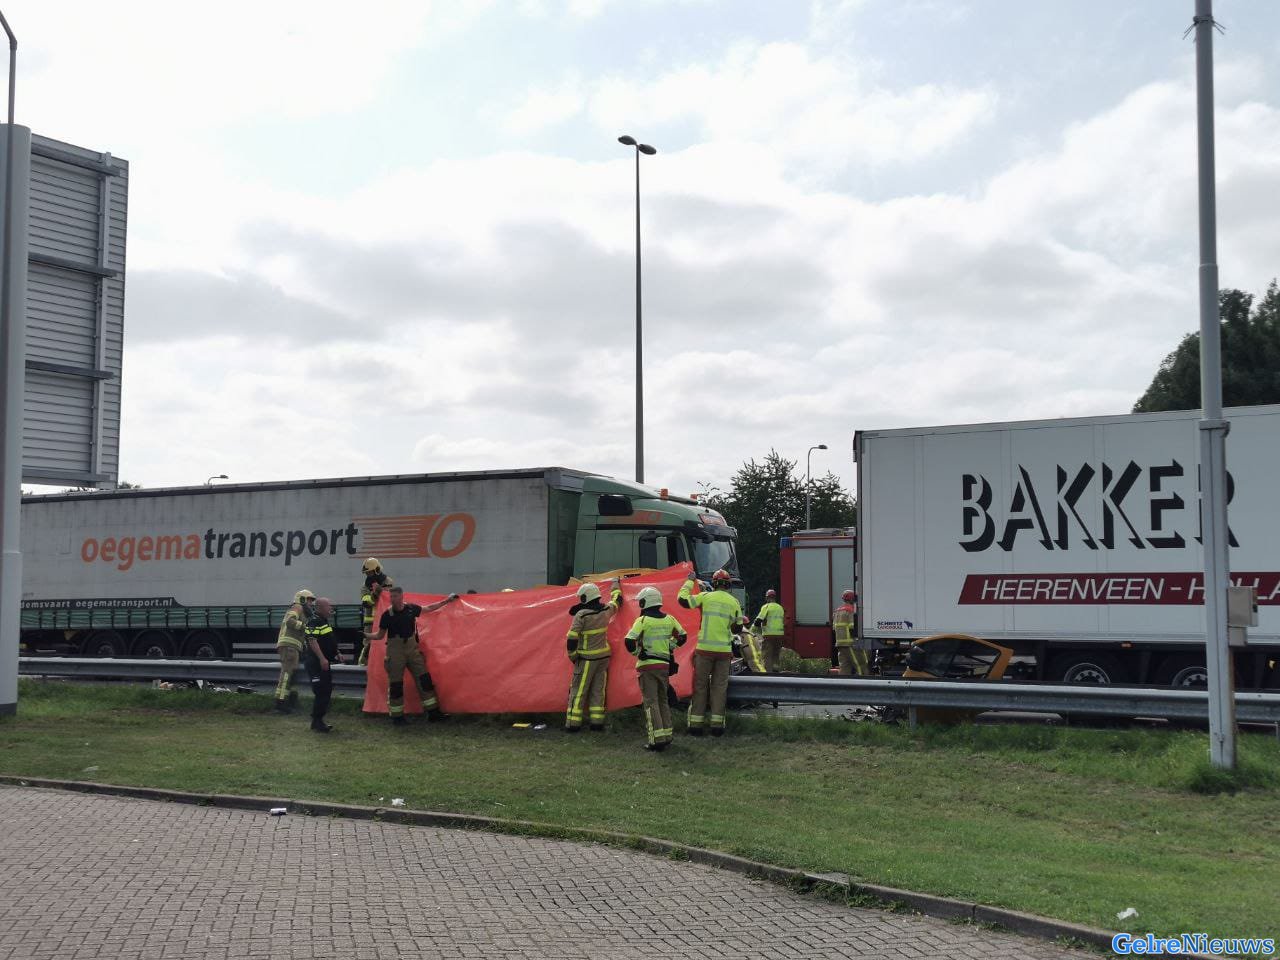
[
  {"x1": 833, "y1": 589, "x2": 865, "y2": 675},
  {"x1": 678, "y1": 569, "x2": 742, "y2": 736},
  {"x1": 564, "y1": 578, "x2": 622, "y2": 732},
  {"x1": 624, "y1": 586, "x2": 687, "y2": 751},
  {"x1": 275, "y1": 589, "x2": 315, "y2": 713},
  {"x1": 358, "y1": 558, "x2": 393, "y2": 666},
  {"x1": 753, "y1": 589, "x2": 786, "y2": 673}
]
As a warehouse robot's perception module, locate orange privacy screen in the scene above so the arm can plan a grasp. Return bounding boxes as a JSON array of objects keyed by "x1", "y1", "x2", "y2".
[{"x1": 363, "y1": 563, "x2": 701, "y2": 714}]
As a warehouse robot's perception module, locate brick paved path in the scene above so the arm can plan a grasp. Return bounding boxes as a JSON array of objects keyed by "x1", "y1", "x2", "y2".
[{"x1": 0, "y1": 785, "x2": 1080, "y2": 959}]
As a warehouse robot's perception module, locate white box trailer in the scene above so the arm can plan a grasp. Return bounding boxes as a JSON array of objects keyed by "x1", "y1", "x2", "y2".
[
  {"x1": 855, "y1": 405, "x2": 1280, "y2": 689},
  {"x1": 20, "y1": 468, "x2": 740, "y2": 660}
]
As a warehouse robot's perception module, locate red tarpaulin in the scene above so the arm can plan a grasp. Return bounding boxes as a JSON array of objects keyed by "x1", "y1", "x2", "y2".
[{"x1": 362, "y1": 563, "x2": 703, "y2": 715}]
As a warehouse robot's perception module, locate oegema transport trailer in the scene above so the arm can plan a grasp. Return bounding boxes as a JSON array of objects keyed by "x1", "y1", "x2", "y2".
[
  {"x1": 20, "y1": 468, "x2": 740, "y2": 661},
  {"x1": 854, "y1": 405, "x2": 1280, "y2": 690}
]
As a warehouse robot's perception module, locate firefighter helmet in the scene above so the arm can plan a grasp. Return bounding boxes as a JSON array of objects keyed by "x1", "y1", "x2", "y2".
[
  {"x1": 842, "y1": 589, "x2": 856, "y2": 602},
  {"x1": 576, "y1": 582, "x2": 602, "y2": 604},
  {"x1": 294, "y1": 589, "x2": 316, "y2": 605},
  {"x1": 711, "y1": 569, "x2": 732, "y2": 587},
  {"x1": 637, "y1": 586, "x2": 663, "y2": 610},
  {"x1": 362, "y1": 558, "x2": 382, "y2": 575},
  {"x1": 765, "y1": 588, "x2": 777, "y2": 599}
]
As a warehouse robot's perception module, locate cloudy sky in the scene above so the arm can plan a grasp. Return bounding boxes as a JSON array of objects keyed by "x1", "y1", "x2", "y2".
[{"x1": 12, "y1": 0, "x2": 1280, "y2": 497}]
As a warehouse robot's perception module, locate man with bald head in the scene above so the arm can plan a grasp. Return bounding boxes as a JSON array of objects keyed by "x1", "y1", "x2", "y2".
[{"x1": 304, "y1": 597, "x2": 342, "y2": 733}]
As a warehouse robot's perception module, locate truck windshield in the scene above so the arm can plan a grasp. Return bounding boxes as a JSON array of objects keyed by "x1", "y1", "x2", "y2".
[{"x1": 693, "y1": 537, "x2": 738, "y2": 579}]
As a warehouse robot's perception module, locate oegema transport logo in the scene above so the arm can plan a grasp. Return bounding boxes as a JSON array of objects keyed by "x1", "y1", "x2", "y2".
[{"x1": 78, "y1": 514, "x2": 476, "y2": 572}]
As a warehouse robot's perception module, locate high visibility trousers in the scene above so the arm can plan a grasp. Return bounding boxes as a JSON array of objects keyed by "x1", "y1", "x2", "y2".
[
  {"x1": 565, "y1": 656, "x2": 609, "y2": 729},
  {"x1": 740, "y1": 635, "x2": 766, "y2": 674},
  {"x1": 385, "y1": 636, "x2": 439, "y2": 717},
  {"x1": 763, "y1": 637, "x2": 783, "y2": 673},
  {"x1": 638, "y1": 670, "x2": 673, "y2": 745},
  {"x1": 307, "y1": 660, "x2": 333, "y2": 720},
  {"x1": 688, "y1": 653, "x2": 731, "y2": 731},
  {"x1": 275, "y1": 644, "x2": 301, "y2": 701},
  {"x1": 837, "y1": 647, "x2": 869, "y2": 677}
]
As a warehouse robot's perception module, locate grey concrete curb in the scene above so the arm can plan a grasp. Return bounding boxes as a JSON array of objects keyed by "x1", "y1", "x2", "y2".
[{"x1": 0, "y1": 774, "x2": 1202, "y2": 958}]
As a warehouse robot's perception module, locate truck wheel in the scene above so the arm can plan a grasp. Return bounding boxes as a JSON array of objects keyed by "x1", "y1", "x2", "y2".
[
  {"x1": 131, "y1": 630, "x2": 175, "y2": 659},
  {"x1": 182, "y1": 631, "x2": 226, "y2": 661},
  {"x1": 1154, "y1": 655, "x2": 1208, "y2": 689},
  {"x1": 1050, "y1": 652, "x2": 1126, "y2": 685},
  {"x1": 80, "y1": 630, "x2": 126, "y2": 658}
]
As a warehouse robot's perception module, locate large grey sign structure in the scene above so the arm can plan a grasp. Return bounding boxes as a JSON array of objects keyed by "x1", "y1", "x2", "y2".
[
  {"x1": 1, "y1": 120, "x2": 128, "y2": 715},
  {"x1": 23, "y1": 134, "x2": 127, "y2": 488}
]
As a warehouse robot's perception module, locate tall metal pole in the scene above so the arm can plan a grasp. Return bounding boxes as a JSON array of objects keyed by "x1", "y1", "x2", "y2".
[
  {"x1": 634, "y1": 146, "x2": 644, "y2": 485},
  {"x1": 1193, "y1": 0, "x2": 1235, "y2": 769},
  {"x1": 0, "y1": 9, "x2": 22, "y2": 717}
]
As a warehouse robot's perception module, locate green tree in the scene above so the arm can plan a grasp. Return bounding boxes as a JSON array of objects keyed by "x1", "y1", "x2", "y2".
[
  {"x1": 1134, "y1": 282, "x2": 1280, "y2": 412},
  {"x1": 701, "y1": 450, "x2": 856, "y2": 610}
]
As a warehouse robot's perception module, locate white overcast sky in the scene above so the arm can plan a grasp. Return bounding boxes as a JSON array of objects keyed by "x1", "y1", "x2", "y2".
[{"x1": 11, "y1": 0, "x2": 1280, "y2": 497}]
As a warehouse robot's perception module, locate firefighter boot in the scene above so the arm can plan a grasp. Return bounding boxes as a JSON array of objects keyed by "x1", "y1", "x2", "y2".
[{"x1": 311, "y1": 718, "x2": 333, "y2": 734}]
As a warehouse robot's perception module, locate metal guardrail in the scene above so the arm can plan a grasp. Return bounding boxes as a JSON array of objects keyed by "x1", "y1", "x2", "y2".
[
  {"x1": 19, "y1": 658, "x2": 1280, "y2": 724},
  {"x1": 726, "y1": 675, "x2": 1280, "y2": 724},
  {"x1": 18, "y1": 657, "x2": 368, "y2": 693}
]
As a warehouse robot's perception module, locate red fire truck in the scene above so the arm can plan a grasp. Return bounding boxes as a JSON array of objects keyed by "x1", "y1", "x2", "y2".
[{"x1": 778, "y1": 528, "x2": 856, "y2": 659}]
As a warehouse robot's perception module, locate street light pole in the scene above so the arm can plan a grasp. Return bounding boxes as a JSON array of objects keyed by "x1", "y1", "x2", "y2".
[
  {"x1": 1192, "y1": 0, "x2": 1235, "y2": 769},
  {"x1": 618, "y1": 135, "x2": 656, "y2": 485},
  {"x1": 805, "y1": 444, "x2": 827, "y2": 530},
  {"x1": 205, "y1": 474, "x2": 228, "y2": 487}
]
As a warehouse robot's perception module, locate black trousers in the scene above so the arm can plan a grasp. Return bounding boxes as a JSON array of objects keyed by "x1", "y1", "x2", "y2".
[{"x1": 306, "y1": 659, "x2": 333, "y2": 720}]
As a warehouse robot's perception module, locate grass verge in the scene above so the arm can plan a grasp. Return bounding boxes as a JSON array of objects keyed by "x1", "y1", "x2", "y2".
[{"x1": 2, "y1": 679, "x2": 1277, "y2": 944}]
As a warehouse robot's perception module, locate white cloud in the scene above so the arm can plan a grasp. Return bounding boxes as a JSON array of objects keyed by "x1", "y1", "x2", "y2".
[{"x1": 506, "y1": 41, "x2": 997, "y2": 173}]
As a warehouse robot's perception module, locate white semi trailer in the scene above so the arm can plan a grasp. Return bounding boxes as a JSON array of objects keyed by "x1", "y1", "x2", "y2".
[
  {"x1": 855, "y1": 405, "x2": 1280, "y2": 690},
  {"x1": 20, "y1": 468, "x2": 739, "y2": 660}
]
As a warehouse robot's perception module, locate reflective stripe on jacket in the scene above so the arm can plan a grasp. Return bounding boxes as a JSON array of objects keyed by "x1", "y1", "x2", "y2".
[
  {"x1": 625, "y1": 613, "x2": 687, "y2": 671},
  {"x1": 567, "y1": 589, "x2": 622, "y2": 659},
  {"x1": 833, "y1": 603, "x2": 856, "y2": 647},
  {"x1": 678, "y1": 580, "x2": 742, "y2": 656},
  {"x1": 277, "y1": 606, "x2": 306, "y2": 650},
  {"x1": 756, "y1": 601, "x2": 785, "y2": 636}
]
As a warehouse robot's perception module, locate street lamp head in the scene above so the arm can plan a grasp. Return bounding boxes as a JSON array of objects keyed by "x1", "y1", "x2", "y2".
[
  {"x1": 618, "y1": 135, "x2": 637, "y2": 146},
  {"x1": 638, "y1": 143, "x2": 657, "y2": 155},
  {"x1": 818, "y1": 444, "x2": 828, "y2": 450}
]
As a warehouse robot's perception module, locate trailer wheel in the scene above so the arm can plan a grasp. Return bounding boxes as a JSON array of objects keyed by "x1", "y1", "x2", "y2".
[
  {"x1": 182, "y1": 631, "x2": 226, "y2": 661},
  {"x1": 80, "y1": 630, "x2": 127, "y2": 658},
  {"x1": 131, "y1": 630, "x2": 175, "y2": 659},
  {"x1": 1153, "y1": 655, "x2": 1208, "y2": 689},
  {"x1": 1050, "y1": 652, "x2": 1126, "y2": 685}
]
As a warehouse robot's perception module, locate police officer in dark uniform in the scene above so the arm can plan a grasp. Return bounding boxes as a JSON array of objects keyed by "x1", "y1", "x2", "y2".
[{"x1": 304, "y1": 597, "x2": 341, "y2": 734}]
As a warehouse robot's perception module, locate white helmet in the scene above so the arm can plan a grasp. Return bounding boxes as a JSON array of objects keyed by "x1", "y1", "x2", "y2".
[
  {"x1": 637, "y1": 586, "x2": 663, "y2": 610},
  {"x1": 576, "y1": 582, "x2": 602, "y2": 604},
  {"x1": 294, "y1": 589, "x2": 316, "y2": 605},
  {"x1": 362, "y1": 558, "x2": 382, "y2": 574}
]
